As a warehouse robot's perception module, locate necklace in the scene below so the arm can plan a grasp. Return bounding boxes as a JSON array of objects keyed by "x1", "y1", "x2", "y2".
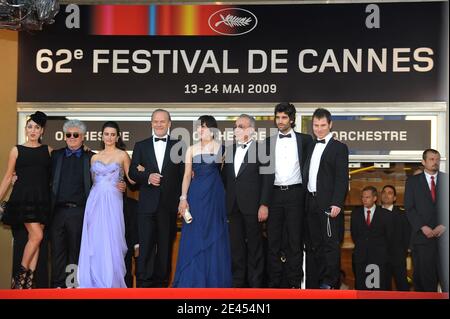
[{"x1": 201, "y1": 142, "x2": 215, "y2": 153}]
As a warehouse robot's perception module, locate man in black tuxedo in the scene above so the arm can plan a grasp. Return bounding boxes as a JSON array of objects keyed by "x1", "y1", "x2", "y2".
[
  {"x1": 380, "y1": 184, "x2": 411, "y2": 291},
  {"x1": 222, "y1": 114, "x2": 270, "y2": 288},
  {"x1": 405, "y1": 149, "x2": 448, "y2": 292},
  {"x1": 129, "y1": 109, "x2": 184, "y2": 288},
  {"x1": 351, "y1": 186, "x2": 393, "y2": 290},
  {"x1": 262, "y1": 103, "x2": 312, "y2": 288},
  {"x1": 303, "y1": 108, "x2": 348, "y2": 289},
  {"x1": 50, "y1": 119, "x2": 126, "y2": 288}
]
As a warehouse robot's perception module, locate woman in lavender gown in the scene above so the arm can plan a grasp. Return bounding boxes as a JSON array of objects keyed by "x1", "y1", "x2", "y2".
[{"x1": 77, "y1": 121, "x2": 135, "y2": 288}]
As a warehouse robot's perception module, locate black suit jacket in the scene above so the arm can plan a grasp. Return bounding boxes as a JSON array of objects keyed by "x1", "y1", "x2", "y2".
[
  {"x1": 351, "y1": 206, "x2": 394, "y2": 264},
  {"x1": 389, "y1": 206, "x2": 411, "y2": 258},
  {"x1": 50, "y1": 148, "x2": 94, "y2": 212},
  {"x1": 302, "y1": 138, "x2": 349, "y2": 211},
  {"x1": 261, "y1": 132, "x2": 313, "y2": 205},
  {"x1": 404, "y1": 172, "x2": 447, "y2": 245},
  {"x1": 222, "y1": 141, "x2": 271, "y2": 215},
  {"x1": 128, "y1": 137, "x2": 184, "y2": 214}
]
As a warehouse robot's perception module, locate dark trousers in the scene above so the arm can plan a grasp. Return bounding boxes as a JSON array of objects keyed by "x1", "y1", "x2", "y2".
[
  {"x1": 438, "y1": 233, "x2": 449, "y2": 292},
  {"x1": 266, "y1": 186, "x2": 304, "y2": 288},
  {"x1": 386, "y1": 256, "x2": 410, "y2": 291},
  {"x1": 354, "y1": 262, "x2": 388, "y2": 290},
  {"x1": 228, "y1": 203, "x2": 265, "y2": 288},
  {"x1": 124, "y1": 197, "x2": 138, "y2": 288},
  {"x1": 11, "y1": 225, "x2": 49, "y2": 288},
  {"x1": 50, "y1": 206, "x2": 84, "y2": 288},
  {"x1": 305, "y1": 193, "x2": 343, "y2": 289},
  {"x1": 411, "y1": 241, "x2": 445, "y2": 292},
  {"x1": 136, "y1": 206, "x2": 175, "y2": 288}
]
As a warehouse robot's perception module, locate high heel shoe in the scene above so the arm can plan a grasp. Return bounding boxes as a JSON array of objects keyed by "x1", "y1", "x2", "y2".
[
  {"x1": 11, "y1": 265, "x2": 28, "y2": 289},
  {"x1": 23, "y1": 269, "x2": 34, "y2": 289}
]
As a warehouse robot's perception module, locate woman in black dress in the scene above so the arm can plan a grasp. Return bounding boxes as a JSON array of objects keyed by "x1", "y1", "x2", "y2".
[{"x1": 0, "y1": 111, "x2": 52, "y2": 289}]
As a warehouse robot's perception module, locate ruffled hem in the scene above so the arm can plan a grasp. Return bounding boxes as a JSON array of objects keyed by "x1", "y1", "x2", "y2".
[{"x1": 2, "y1": 201, "x2": 49, "y2": 225}]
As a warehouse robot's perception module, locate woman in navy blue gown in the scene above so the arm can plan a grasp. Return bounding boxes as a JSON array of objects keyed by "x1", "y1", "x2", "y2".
[{"x1": 173, "y1": 115, "x2": 232, "y2": 288}]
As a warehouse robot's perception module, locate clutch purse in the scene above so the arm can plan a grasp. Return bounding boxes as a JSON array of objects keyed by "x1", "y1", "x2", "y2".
[
  {"x1": 183, "y1": 208, "x2": 193, "y2": 224},
  {"x1": 0, "y1": 201, "x2": 7, "y2": 222}
]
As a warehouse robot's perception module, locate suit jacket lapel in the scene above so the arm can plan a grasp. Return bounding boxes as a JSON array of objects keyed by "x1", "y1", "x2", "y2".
[
  {"x1": 419, "y1": 173, "x2": 434, "y2": 204},
  {"x1": 295, "y1": 132, "x2": 303, "y2": 168},
  {"x1": 370, "y1": 206, "x2": 381, "y2": 228},
  {"x1": 236, "y1": 142, "x2": 255, "y2": 178},
  {"x1": 52, "y1": 151, "x2": 64, "y2": 197},
  {"x1": 148, "y1": 137, "x2": 159, "y2": 173},
  {"x1": 232, "y1": 144, "x2": 239, "y2": 178},
  {"x1": 83, "y1": 151, "x2": 91, "y2": 197},
  {"x1": 436, "y1": 172, "x2": 444, "y2": 200},
  {"x1": 270, "y1": 134, "x2": 277, "y2": 167},
  {"x1": 161, "y1": 138, "x2": 172, "y2": 174},
  {"x1": 303, "y1": 143, "x2": 314, "y2": 183},
  {"x1": 320, "y1": 138, "x2": 334, "y2": 165}
]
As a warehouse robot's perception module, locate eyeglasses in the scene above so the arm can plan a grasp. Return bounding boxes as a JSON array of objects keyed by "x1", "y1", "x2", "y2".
[{"x1": 65, "y1": 132, "x2": 80, "y2": 138}]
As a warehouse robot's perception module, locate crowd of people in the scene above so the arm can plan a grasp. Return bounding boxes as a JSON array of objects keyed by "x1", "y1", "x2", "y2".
[{"x1": 0, "y1": 104, "x2": 447, "y2": 292}]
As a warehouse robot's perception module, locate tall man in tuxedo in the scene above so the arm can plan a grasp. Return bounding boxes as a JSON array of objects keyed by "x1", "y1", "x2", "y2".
[
  {"x1": 405, "y1": 149, "x2": 448, "y2": 292},
  {"x1": 263, "y1": 103, "x2": 313, "y2": 288},
  {"x1": 129, "y1": 109, "x2": 184, "y2": 288},
  {"x1": 222, "y1": 114, "x2": 270, "y2": 287},
  {"x1": 351, "y1": 186, "x2": 393, "y2": 290},
  {"x1": 380, "y1": 184, "x2": 411, "y2": 291},
  {"x1": 303, "y1": 108, "x2": 349, "y2": 289}
]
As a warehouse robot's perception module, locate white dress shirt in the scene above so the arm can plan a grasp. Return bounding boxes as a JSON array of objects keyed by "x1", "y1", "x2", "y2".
[
  {"x1": 153, "y1": 135, "x2": 168, "y2": 173},
  {"x1": 307, "y1": 132, "x2": 333, "y2": 193},
  {"x1": 424, "y1": 171, "x2": 438, "y2": 191},
  {"x1": 274, "y1": 129, "x2": 302, "y2": 186},
  {"x1": 383, "y1": 204, "x2": 394, "y2": 212},
  {"x1": 234, "y1": 140, "x2": 253, "y2": 177}
]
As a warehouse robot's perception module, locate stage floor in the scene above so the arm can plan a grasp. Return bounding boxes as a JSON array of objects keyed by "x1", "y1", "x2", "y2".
[{"x1": 0, "y1": 288, "x2": 447, "y2": 299}]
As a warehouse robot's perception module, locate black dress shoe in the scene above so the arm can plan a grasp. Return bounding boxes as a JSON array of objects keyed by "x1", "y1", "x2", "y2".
[
  {"x1": 289, "y1": 281, "x2": 301, "y2": 289},
  {"x1": 268, "y1": 281, "x2": 281, "y2": 288},
  {"x1": 319, "y1": 283, "x2": 332, "y2": 289}
]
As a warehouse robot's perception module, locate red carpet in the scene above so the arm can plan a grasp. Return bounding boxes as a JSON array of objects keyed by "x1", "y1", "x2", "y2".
[{"x1": 0, "y1": 288, "x2": 447, "y2": 299}]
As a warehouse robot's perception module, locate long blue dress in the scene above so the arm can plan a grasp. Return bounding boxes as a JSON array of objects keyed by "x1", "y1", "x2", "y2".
[
  {"x1": 77, "y1": 161, "x2": 128, "y2": 288},
  {"x1": 173, "y1": 152, "x2": 232, "y2": 288}
]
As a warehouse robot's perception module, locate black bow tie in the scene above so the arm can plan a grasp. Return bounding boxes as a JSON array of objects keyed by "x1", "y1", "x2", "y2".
[
  {"x1": 238, "y1": 143, "x2": 247, "y2": 149},
  {"x1": 315, "y1": 139, "x2": 326, "y2": 144},
  {"x1": 279, "y1": 133, "x2": 292, "y2": 139},
  {"x1": 65, "y1": 148, "x2": 82, "y2": 158},
  {"x1": 154, "y1": 137, "x2": 167, "y2": 142}
]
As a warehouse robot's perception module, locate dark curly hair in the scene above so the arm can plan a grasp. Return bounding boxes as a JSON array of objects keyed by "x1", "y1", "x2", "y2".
[{"x1": 100, "y1": 121, "x2": 126, "y2": 150}]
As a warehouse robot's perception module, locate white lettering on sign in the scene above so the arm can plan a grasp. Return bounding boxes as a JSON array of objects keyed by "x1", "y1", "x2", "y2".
[{"x1": 333, "y1": 130, "x2": 408, "y2": 142}]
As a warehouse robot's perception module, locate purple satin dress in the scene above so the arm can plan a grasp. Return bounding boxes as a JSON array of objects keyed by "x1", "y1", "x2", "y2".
[{"x1": 77, "y1": 161, "x2": 127, "y2": 288}]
